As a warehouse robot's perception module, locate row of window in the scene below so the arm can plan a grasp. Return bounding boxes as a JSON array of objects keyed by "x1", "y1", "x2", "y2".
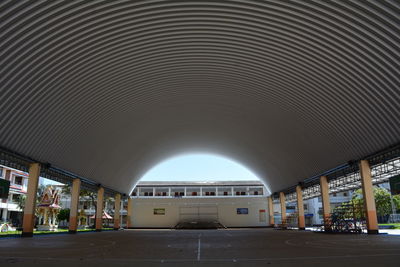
[{"x1": 134, "y1": 191, "x2": 261, "y2": 197}]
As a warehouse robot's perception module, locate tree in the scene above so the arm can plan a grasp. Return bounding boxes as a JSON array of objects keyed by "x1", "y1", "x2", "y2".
[
  {"x1": 16, "y1": 194, "x2": 26, "y2": 211},
  {"x1": 339, "y1": 187, "x2": 400, "y2": 219},
  {"x1": 57, "y1": 209, "x2": 70, "y2": 222},
  {"x1": 16, "y1": 184, "x2": 46, "y2": 212}
]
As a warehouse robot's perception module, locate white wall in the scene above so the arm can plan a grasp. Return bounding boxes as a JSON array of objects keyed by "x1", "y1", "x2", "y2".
[{"x1": 130, "y1": 197, "x2": 270, "y2": 228}]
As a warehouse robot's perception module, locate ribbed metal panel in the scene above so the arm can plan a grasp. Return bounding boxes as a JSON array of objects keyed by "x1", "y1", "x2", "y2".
[{"x1": 0, "y1": 1, "x2": 399, "y2": 194}]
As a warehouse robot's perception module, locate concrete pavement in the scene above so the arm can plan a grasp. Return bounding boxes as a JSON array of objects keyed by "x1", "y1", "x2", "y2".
[{"x1": 0, "y1": 228, "x2": 399, "y2": 266}]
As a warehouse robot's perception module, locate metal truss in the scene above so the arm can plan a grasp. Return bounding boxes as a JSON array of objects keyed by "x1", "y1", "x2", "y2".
[
  {"x1": 0, "y1": 146, "x2": 122, "y2": 197},
  {"x1": 285, "y1": 192, "x2": 297, "y2": 203},
  {"x1": 283, "y1": 145, "x2": 400, "y2": 203}
]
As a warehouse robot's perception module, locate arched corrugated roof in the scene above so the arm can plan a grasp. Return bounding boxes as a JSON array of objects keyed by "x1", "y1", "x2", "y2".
[{"x1": 0, "y1": 1, "x2": 399, "y2": 194}]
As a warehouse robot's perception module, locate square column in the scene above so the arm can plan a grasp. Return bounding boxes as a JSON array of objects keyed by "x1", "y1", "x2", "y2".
[
  {"x1": 68, "y1": 178, "x2": 81, "y2": 233},
  {"x1": 279, "y1": 192, "x2": 287, "y2": 228},
  {"x1": 113, "y1": 193, "x2": 121, "y2": 230},
  {"x1": 267, "y1": 196, "x2": 274, "y2": 226},
  {"x1": 296, "y1": 185, "x2": 305, "y2": 230},
  {"x1": 320, "y1": 176, "x2": 331, "y2": 231},
  {"x1": 95, "y1": 187, "x2": 104, "y2": 231},
  {"x1": 126, "y1": 198, "x2": 133, "y2": 228},
  {"x1": 2, "y1": 208, "x2": 8, "y2": 221},
  {"x1": 22, "y1": 163, "x2": 41, "y2": 237},
  {"x1": 360, "y1": 160, "x2": 379, "y2": 234}
]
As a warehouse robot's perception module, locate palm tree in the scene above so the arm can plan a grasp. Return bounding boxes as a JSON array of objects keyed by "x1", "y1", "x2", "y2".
[{"x1": 16, "y1": 194, "x2": 26, "y2": 211}]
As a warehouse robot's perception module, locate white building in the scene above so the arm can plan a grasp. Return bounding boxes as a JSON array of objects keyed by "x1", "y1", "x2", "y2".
[
  {"x1": 0, "y1": 166, "x2": 29, "y2": 226},
  {"x1": 130, "y1": 181, "x2": 270, "y2": 228}
]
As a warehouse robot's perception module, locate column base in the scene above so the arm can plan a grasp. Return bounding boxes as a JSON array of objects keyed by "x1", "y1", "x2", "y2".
[
  {"x1": 367, "y1": 229, "x2": 379, "y2": 234},
  {"x1": 68, "y1": 230, "x2": 77, "y2": 234},
  {"x1": 21, "y1": 232, "x2": 33, "y2": 237},
  {"x1": 95, "y1": 229, "x2": 102, "y2": 232},
  {"x1": 298, "y1": 227, "x2": 305, "y2": 230}
]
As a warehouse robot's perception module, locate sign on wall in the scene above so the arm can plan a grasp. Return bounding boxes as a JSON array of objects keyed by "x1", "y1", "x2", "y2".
[
  {"x1": 237, "y1": 208, "x2": 248, "y2": 214},
  {"x1": 0, "y1": 179, "x2": 10, "y2": 199},
  {"x1": 154, "y1": 208, "x2": 166, "y2": 215}
]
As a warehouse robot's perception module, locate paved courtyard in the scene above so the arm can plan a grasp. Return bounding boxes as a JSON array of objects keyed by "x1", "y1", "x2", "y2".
[{"x1": 0, "y1": 229, "x2": 400, "y2": 266}]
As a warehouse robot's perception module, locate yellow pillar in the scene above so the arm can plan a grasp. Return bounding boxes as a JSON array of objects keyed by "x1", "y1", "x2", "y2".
[
  {"x1": 126, "y1": 198, "x2": 132, "y2": 228},
  {"x1": 22, "y1": 163, "x2": 41, "y2": 237},
  {"x1": 267, "y1": 196, "x2": 274, "y2": 227},
  {"x1": 279, "y1": 192, "x2": 287, "y2": 228},
  {"x1": 113, "y1": 193, "x2": 121, "y2": 230},
  {"x1": 320, "y1": 176, "x2": 331, "y2": 231},
  {"x1": 360, "y1": 160, "x2": 379, "y2": 234},
  {"x1": 68, "y1": 178, "x2": 81, "y2": 233},
  {"x1": 95, "y1": 187, "x2": 104, "y2": 231},
  {"x1": 296, "y1": 185, "x2": 305, "y2": 230}
]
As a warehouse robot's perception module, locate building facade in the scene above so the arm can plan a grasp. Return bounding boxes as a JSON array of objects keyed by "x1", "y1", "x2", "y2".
[
  {"x1": 0, "y1": 165, "x2": 29, "y2": 226},
  {"x1": 130, "y1": 181, "x2": 270, "y2": 228}
]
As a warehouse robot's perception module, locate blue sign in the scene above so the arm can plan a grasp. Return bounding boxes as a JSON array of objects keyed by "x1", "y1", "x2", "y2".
[{"x1": 237, "y1": 208, "x2": 248, "y2": 214}]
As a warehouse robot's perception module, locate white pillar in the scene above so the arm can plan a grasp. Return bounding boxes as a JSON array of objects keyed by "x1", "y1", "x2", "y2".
[
  {"x1": 320, "y1": 176, "x2": 331, "y2": 231},
  {"x1": 2, "y1": 209, "x2": 8, "y2": 222},
  {"x1": 114, "y1": 193, "x2": 121, "y2": 230},
  {"x1": 69, "y1": 178, "x2": 81, "y2": 233},
  {"x1": 95, "y1": 187, "x2": 104, "y2": 231},
  {"x1": 360, "y1": 160, "x2": 379, "y2": 234},
  {"x1": 22, "y1": 163, "x2": 41, "y2": 237}
]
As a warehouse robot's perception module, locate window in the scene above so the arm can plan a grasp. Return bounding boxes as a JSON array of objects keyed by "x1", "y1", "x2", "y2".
[
  {"x1": 236, "y1": 191, "x2": 240, "y2": 195},
  {"x1": 240, "y1": 192, "x2": 246, "y2": 195},
  {"x1": 12, "y1": 194, "x2": 19, "y2": 202},
  {"x1": 132, "y1": 192, "x2": 137, "y2": 196},
  {"x1": 210, "y1": 192, "x2": 215, "y2": 196},
  {"x1": 162, "y1": 192, "x2": 167, "y2": 196},
  {"x1": 254, "y1": 191, "x2": 259, "y2": 195},
  {"x1": 174, "y1": 192, "x2": 179, "y2": 197},
  {"x1": 343, "y1": 192, "x2": 348, "y2": 197},
  {"x1": 14, "y1": 176, "x2": 23, "y2": 185},
  {"x1": 223, "y1": 192, "x2": 228, "y2": 196},
  {"x1": 179, "y1": 192, "x2": 184, "y2": 196},
  {"x1": 333, "y1": 193, "x2": 337, "y2": 197},
  {"x1": 205, "y1": 192, "x2": 210, "y2": 196},
  {"x1": 149, "y1": 192, "x2": 153, "y2": 196},
  {"x1": 144, "y1": 192, "x2": 149, "y2": 196},
  {"x1": 0, "y1": 168, "x2": 3, "y2": 178},
  {"x1": 192, "y1": 192, "x2": 197, "y2": 196}
]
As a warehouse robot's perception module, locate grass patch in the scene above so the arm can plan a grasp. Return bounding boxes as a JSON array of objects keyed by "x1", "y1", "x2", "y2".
[
  {"x1": 0, "y1": 228, "x2": 114, "y2": 237},
  {"x1": 378, "y1": 223, "x2": 400, "y2": 229}
]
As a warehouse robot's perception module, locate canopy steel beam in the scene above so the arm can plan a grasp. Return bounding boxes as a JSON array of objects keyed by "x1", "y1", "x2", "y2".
[
  {"x1": 0, "y1": 146, "x2": 122, "y2": 197},
  {"x1": 281, "y1": 143, "x2": 400, "y2": 202}
]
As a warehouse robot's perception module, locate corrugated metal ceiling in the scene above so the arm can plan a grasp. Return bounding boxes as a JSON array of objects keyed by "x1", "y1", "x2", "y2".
[{"x1": 0, "y1": 1, "x2": 399, "y2": 194}]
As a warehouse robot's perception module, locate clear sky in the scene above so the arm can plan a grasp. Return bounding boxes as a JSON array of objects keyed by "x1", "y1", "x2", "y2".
[{"x1": 140, "y1": 154, "x2": 261, "y2": 182}]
